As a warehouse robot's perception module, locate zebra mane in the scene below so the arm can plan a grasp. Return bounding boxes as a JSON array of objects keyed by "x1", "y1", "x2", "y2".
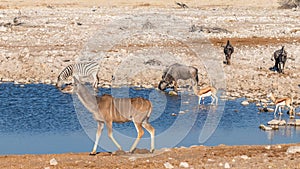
[{"x1": 58, "y1": 64, "x2": 74, "y2": 80}]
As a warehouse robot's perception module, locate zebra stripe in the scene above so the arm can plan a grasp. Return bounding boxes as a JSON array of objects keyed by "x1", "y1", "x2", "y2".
[{"x1": 57, "y1": 62, "x2": 99, "y2": 88}]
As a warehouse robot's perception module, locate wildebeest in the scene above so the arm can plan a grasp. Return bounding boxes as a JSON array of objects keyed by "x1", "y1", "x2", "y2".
[
  {"x1": 271, "y1": 46, "x2": 287, "y2": 73},
  {"x1": 158, "y1": 63, "x2": 199, "y2": 92},
  {"x1": 223, "y1": 40, "x2": 234, "y2": 65}
]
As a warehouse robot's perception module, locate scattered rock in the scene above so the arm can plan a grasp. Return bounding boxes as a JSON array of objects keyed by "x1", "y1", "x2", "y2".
[
  {"x1": 240, "y1": 155, "x2": 249, "y2": 160},
  {"x1": 50, "y1": 158, "x2": 58, "y2": 166},
  {"x1": 287, "y1": 119, "x2": 300, "y2": 126},
  {"x1": 258, "y1": 107, "x2": 274, "y2": 112},
  {"x1": 164, "y1": 162, "x2": 174, "y2": 169},
  {"x1": 265, "y1": 145, "x2": 271, "y2": 150},
  {"x1": 179, "y1": 162, "x2": 189, "y2": 168},
  {"x1": 169, "y1": 91, "x2": 178, "y2": 96},
  {"x1": 260, "y1": 99, "x2": 268, "y2": 103},
  {"x1": 144, "y1": 59, "x2": 162, "y2": 66},
  {"x1": 241, "y1": 100, "x2": 249, "y2": 106},
  {"x1": 224, "y1": 162, "x2": 230, "y2": 168},
  {"x1": 259, "y1": 124, "x2": 272, "y2": 131},
  {"x1": 286, "y1": 146, "x2": 300, "y2": 154},
  {"x1": 179, "y1": 111, "x2": 185, "y2": 114},
  {"x1": 267, "y1": 119, "x2": 286, "y2": 126},
  {"x1": 128, "y1": 156, "x2": 136, "y2": 161},
  {"x1": 112, "y1": 150, "x2": 126, "y2": 155}
]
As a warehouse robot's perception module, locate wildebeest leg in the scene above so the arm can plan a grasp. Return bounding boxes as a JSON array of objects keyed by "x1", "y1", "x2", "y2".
[
  {"x1": 173, "y1": 81, "x2": 178, "y2": 92},
  {"x1": 274, "y1": 60, "x2": 279, "y2": 72},
  {"x1": 226, "y1": 54, "x2": 231, "y2": 65},
  {"x1": 130, "y1": 122, "x2": 144, "y2": 153},
  {"x1": 142, "y1": 121, "x2": 155, "y2": 153},
  {"x1": 90, "y1": 122, "x2": 104, "y2": 155},
  {"x1": 106, "y1": 121, "x2": 122, "y2": 151}
]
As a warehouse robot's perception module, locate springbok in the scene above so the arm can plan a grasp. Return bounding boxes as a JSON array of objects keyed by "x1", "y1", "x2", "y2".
[
  {"x1": 267, "y1": 93, "x2": 294, "y2": 119},
  {"x1": 72, "y1": 77, "x2": 155, "y2": 155},
  {"x1": 193, "y1": 86, "x2": 218, "y2": 105}
]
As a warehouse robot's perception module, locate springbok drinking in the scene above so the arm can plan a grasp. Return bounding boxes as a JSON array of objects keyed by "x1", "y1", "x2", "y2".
[
  {"x1": 267, "y1": 93, "x2": 294, "y2": 119},
  {"x1": 72, "y1": 77, "x2": 155, "y2": 155},
  {"x1": 193, "y1": 86, "x2": 218, "y2": 105}
]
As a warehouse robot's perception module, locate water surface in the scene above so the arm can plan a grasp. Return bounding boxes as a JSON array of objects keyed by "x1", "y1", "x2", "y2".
[{"x1": 0, "y1": 83, "x2": 299, "y2": 155}]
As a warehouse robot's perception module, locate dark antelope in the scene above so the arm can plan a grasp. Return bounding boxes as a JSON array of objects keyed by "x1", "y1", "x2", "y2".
[
  {"x1": 158, "y1": 63, "x2": 199, "y2": 92},
  {"x1": 223, "y1": 40, "x2": 234, "y2": 65},
  {"x1": 73, "y1": 77, "x2": 155, "y2": 154},
  {"x1": 271, "y1": 46, "x2": 287, "y2": 73}
]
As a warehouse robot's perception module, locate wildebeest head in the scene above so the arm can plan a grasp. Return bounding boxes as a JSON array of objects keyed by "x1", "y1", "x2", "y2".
[{"x1": 158, "y1": 80, "x2": 169, "y2": 91}]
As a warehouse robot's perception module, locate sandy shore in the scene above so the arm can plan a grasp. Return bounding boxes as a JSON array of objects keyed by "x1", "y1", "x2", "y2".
[{"x1": 1, "y1": 0, "x2": 300, "y2": 168}]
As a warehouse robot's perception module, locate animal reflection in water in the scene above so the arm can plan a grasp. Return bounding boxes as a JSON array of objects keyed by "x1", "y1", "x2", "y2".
[
  {"x1": 72, "y1": 77, "x2": 155, "y2": 155},
  {"x1": 158, "y1": 63, "x2": 199, "y2": 92}
]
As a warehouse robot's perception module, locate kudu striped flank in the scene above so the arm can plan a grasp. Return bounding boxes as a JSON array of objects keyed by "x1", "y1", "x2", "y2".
[{"x1": 73, "y1": 77, "x2": 155, "y2": 155}]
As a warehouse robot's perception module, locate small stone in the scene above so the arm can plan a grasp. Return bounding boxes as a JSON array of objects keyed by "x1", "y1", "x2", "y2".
[
  {"x1": 44, "y1": 167, "x2": 50, "y2": 169},
  {"x1": 50, "y1": 158, "x2": 58, "y2": 166},
  {"x1": 179, "y1": 111, "x2": 185, "y2": 114},
  {"x1": 260, "y1": 99, "x2": 268, "y2": 103},
  {"x1": 241, "y1": 100, "x2": 249, "y2": 106},
  {"x1": 179, "y1": 162, "x2": 189, "y2": 168},
  {"x1": 259, "y1": 124, "x2": 272, "y2": 131},
  {"x1": 224, "y1": 162, "x2": 230, "y2": 168},
  {"x1": 169, "y1": 91, "x2": 178, "y2": 96},
  {"x1": 267, "y1": 119, "x2": 280, "y2": 125},
  {"x1": 286, "y1": 146, "x2": 300, "y2": 154},
  {"x1": 128, "y1": 156, "x2": 136, "y2": 161},
  {"x1": 265, "y1": 145, "x2": 271, "y2": 150},
  {"x1": 164, "y1": 162, "x2": 174, "y2": 169},
  {"x1": 240, "y1": 155, "x2": 249, "y2": 160},
  {"x1": 207, "y1": 159, "x2": 215, "y2": 162}
]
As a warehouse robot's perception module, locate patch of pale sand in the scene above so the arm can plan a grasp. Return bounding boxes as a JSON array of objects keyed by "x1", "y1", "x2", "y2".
[{"x1": 1, "y1": 0, "x2": 279, "y2": 9}]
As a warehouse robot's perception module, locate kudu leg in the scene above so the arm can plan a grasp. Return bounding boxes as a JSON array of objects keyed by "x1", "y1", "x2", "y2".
[
  {"x1": 106, "y1": 122, "x2": 122, "y2": 151},
  {"x1": 130, "y1": 122, "x2": 144, "y2": 153},
  {"x1": 90, "y1": 122, "x2": 104, "y2": 155},
  {"x1": 142, "y1": 122, "x2": 155, "y2": 153}
]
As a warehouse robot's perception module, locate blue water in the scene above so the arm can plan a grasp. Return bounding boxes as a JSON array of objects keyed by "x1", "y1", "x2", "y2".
[{"x1": 0, "y1": 83, "x2": 299, "y2": 155}]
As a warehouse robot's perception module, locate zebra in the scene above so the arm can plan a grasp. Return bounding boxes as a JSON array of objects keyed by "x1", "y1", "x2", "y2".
[{"x1": 56, "y1": 62, "x2": 100, "y2": 89}]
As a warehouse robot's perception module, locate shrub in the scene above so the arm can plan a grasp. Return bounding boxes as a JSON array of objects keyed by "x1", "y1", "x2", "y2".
[{"x1": 278, "y1": 0, "x2": 300, "y2": 8}]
